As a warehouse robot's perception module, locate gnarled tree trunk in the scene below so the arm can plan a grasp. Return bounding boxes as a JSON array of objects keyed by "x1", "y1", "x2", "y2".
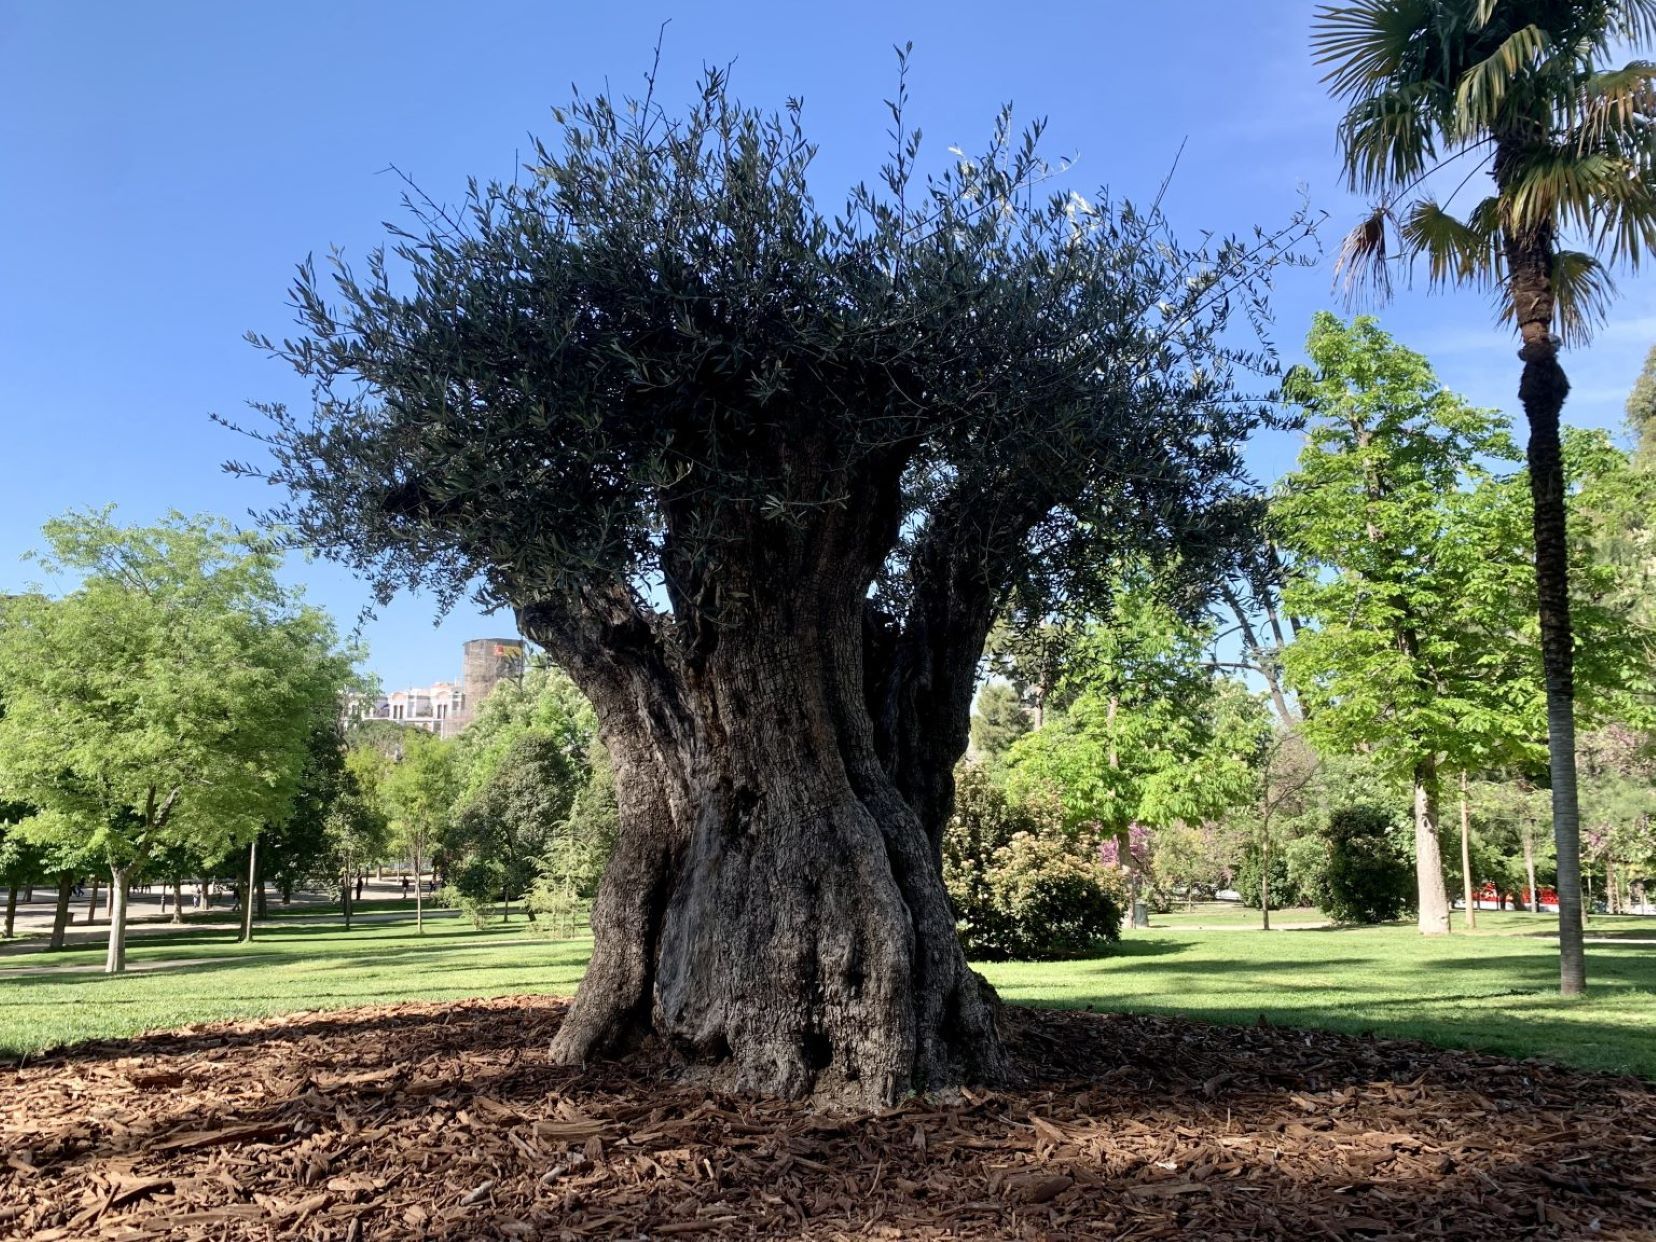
[{"x1": 525, "y1": 487, "x2": 1011, "y2": 1105}]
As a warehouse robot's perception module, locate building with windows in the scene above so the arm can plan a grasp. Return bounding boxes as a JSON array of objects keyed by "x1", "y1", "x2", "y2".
[{"x1": 350, "y1": 638, "x2": 526, "y2": 739}]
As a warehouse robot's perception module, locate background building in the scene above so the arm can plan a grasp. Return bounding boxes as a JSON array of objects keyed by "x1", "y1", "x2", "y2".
[{"x1": 352, "y1": 637, "x2": 525, "y2": 739}]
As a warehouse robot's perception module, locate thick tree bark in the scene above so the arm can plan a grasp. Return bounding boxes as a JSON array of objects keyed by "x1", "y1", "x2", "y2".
[
  {"x1": 1413, "y1": 760, "x2": 1451, "y2": 935},
  {"x1": 105, "y1": 866, "x2": 130, "y2": 974}
]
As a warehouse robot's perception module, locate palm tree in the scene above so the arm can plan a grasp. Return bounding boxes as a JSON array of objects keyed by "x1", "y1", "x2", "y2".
[{"x1": 1313, "y1": 0, "x2": 1656, "y2": 995}]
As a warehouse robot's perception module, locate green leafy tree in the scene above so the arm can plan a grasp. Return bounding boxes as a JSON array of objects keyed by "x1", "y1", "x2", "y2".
[
  {"x1": 1007, "y1": 588, "x2": 1272, "y2": 925},
  {"x1": 330, "y1": 748, "x2": 391, "y2": 929},
  {"x1": 381, "y1": 728, "x2": 459, "y2": 933},
  {"x1": 0, "y1": 808, "x2": 48, "y2": 939},
  {"x1": 0, "y1": 511, "x2": 353, "y2": 971},
  {"x1": 261, "y1": 720, "x2": 352, "y2": 909},
  {"x1": 1276, "y1": 313, "x2": 1527, "y2": 934},
  {"x1": 234, "y1": 61, "x2": 1312, "y2": 1100},
  {"x1": 1315, "y1": 0, "x2": 1656, "y2": 993}
]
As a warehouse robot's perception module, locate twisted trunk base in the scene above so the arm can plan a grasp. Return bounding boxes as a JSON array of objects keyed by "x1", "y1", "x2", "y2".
[{"x1": 548, "y1": 638, "x2": 1005, "y2": 1106}]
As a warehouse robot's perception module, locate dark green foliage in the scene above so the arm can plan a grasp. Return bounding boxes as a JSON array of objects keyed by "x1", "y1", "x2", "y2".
[
  {"x1": 1235, "y1": 845, "x2": 1302, "y2": 912},
  {"x1": 1629, "y1": 344, "x2": 1656, "y2": 463},
  {"x1": 1318, "y1": 806, "x2": 1414, "y2": 925},
  {"x1": 445, "y1": 733, "x2": 580, "y2": 921},
  {"x1": 262, "y1": 721, "x2": 349, "y2": 901},
  {"x1": 942, "y1": 766, "x2": 1123, "y2": 961},
  {"x1": 970, "y1": 683, "x2": 1031, "y2": 761}
]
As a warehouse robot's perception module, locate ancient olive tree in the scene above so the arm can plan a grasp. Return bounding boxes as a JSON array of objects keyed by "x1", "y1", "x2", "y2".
[{"x1": 235, "y1": 69, "x2": 1307, "y2": 1101}]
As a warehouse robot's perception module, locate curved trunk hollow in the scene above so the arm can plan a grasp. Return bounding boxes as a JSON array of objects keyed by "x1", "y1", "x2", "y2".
[{"x1": 551, "y1": 629, "x2": 1005, "y2": 1107}]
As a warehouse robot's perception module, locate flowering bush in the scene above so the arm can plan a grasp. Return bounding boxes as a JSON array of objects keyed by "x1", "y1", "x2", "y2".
[{"x1": 944, "y1": 766, "x2": 1125, "y2": 960}]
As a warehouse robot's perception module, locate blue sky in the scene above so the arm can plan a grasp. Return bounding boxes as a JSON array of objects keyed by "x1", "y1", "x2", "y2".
[{"x1": 3, "y1": 1, "x2": 1651, "y2": 690}]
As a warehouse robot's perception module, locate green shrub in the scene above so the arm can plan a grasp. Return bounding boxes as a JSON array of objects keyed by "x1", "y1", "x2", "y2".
[
  {"x1": 1235, "y1": 844, "x2": 1304, "y2": 910},
  {"x1": 1282, "y1": 834, "x2": 1330, "y2": 907},
  {"x1": 943, "y1": 766, "x2": 1124, "y2": 960},
  {"x1": 1317, "y1": 805, "x2": 1414, "y2": 924}
]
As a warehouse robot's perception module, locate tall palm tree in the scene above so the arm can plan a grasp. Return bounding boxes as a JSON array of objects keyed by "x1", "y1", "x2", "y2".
[{"x1": 1313, "y1": 0, "x2": 1656, "y2": 995}]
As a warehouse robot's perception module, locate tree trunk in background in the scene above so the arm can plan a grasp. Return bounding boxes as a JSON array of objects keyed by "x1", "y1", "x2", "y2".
[
  {"x1": 1459, "y1": 772, "x2": 1475, "y2": 930},
  {"x1": 1523, "y1": 831, "x2": 1539, "y2": 913},
  {"x1": 171, "y1": 880, "x2": 184, "y2": 924},
  {"x1": 413, "y1": 841, "x2": 424, "y2": 933},
  {"x1": 3, "y1": 884, "x2": 17, "y2": 939},
  {"x1": 104, "y1": 866, "x2": 131, "y2": 974},
  {"x1": 1413, "y1": 760, "x2": 1451, "y2": 935},
  {"x1": 239, "y1": 840, "x2": 256, "y2": 943},
  {"x1": 49, "y1": 873, "x2": 73, "y2": 950},
  {"x1": 86, "y1": 877, "x2": 100, "y2": 924},
  {"x1": 255, "y1": 848, "x2": 268, "y2": 921},
  {"x1": 342, "y1": 872, "x2": 353, "y2": 930}
]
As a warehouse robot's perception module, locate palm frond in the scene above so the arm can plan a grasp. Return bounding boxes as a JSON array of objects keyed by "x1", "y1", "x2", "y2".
[
  {"x1": 1338, "y1": 82, "x2": 1443, "y2": 193},
  {"x1": 1454, "y1": 24, "x2": 1551, "y2": 131},
  {"x1": 1571, "y1": 60, "x2": 1656, "y2": 155},
  {"x1": 1399, "y1": 198, "x2": 1500, "y2": 288},
  {"x1": 1542, "y1": 250, "x2": 1616, "y2": 345},
  {"x1": 1590, "y1": 167, "x2": 1656, "y2": 268},
  {"x1": 1613, "y1": 0, "x2": 1656, "y2": 47},
  {"x1": 1503, "y1": 148, "x2": 1627, "y2": 233},
  {"x1": 1333, "y1": 204, "x2": 1397, "y2": 303},
  {"x1": 1313, "y1": 0, "x2": 1436, "y2": 99},
  {"x1": 1471, "y1": 0, "x2": 1498, "y2": 29}
]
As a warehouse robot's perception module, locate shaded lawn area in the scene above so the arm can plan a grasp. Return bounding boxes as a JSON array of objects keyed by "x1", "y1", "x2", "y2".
[{"x1": 2, "y1": 908, "x2": 1652, "y2": 1078}]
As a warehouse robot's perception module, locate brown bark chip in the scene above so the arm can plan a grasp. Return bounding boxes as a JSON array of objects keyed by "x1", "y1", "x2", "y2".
[{"x1": 3, "y1": 996, "x2": 1654, "y2": 1239}]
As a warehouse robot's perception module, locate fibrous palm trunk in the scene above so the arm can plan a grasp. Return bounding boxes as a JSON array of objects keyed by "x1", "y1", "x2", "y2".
[{"x1": 1503, "y1": 212, "x2": 1586, "y2": 995}]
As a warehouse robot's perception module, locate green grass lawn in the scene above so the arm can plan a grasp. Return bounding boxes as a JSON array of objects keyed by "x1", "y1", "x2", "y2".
[{"x1": 2, "y1": 907, "x2": 1653, "y2": 1078}]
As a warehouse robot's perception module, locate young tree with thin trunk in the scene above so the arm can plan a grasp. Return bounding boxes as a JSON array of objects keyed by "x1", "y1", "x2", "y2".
[
  {"x1": 235, "y1": 64, "x2": 1311, "y2": 1101},
  {"x1": 0, "y1": 511, "x2": 353, "y2": 972},
  {"x1": 1315, "y1": 0, "x2": 1656, "y2": 992},
  {"x1": 382, "y1": 730, "x2": 458, "y2": 935},
  {"x1": 1277, "y1": 313, "x2": 1528, "y2": 934}
]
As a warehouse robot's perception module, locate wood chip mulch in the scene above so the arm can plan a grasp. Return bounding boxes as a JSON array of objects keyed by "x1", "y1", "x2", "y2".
[{"x1": 3, "y1": 995, "x2": 1655, "y2": 1239}]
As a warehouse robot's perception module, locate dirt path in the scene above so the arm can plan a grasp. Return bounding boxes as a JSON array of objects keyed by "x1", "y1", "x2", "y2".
[{"x1": 4, "y1": 996, "x2": 1652, "y2": 1239}]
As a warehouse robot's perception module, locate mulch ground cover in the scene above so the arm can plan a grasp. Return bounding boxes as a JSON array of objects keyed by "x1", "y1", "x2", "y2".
[{"x1": 3, "y1": 996, "x2": 1654, "y2": 1240}]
